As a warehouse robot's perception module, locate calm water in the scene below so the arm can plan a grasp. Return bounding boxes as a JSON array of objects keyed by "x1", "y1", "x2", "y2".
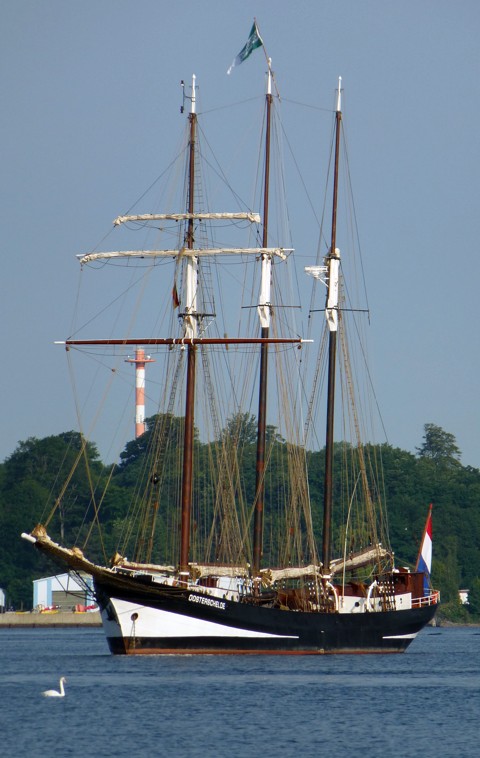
[{"x1": 0, "y1": 625, "x2": 478, "y2": 757}]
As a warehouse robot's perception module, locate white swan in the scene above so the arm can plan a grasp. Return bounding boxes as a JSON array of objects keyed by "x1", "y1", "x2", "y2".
[{"x1": 42, "y1": 676, "x2": 66, "y2": 697}]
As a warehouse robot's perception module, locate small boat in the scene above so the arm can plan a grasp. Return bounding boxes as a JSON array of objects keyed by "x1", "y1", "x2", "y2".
[{"x1": 23, "y1": 59, "x2": 438, "y2": 654}]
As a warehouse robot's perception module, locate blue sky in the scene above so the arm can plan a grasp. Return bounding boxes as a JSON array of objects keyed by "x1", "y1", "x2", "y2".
[{"x1": 2, "y1": 0, "x2": 479, "y2": 467}]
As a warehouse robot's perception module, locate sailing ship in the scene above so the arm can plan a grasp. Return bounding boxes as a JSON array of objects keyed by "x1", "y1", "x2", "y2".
[{"x1": 22, "y1": 65, "x2": 438, "y2": 654}]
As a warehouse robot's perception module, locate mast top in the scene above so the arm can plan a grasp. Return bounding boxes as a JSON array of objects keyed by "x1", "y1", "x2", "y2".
[
  {"x1": 180, "y1": 75, "x2": 196, "y2": 115},
  {"x1": 191, "y1": 74, "x2": 196, "y2": 115},
  {"x1": 336, "y1": 76, "x2": 342, "y2": 114}
]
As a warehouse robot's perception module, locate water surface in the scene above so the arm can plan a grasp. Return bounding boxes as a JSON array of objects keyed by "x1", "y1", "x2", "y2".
[{"x1": 0, "y1": 626, "x2": 478, "y2": 757}]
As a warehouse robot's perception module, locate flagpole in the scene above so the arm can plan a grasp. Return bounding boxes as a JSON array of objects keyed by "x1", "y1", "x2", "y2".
[
  {"x1": 254, "y1": 18, "x2": 269, "y2": 66},
  {"x1": 253, "y1": 18, "x2": 280, "y2": 99}
]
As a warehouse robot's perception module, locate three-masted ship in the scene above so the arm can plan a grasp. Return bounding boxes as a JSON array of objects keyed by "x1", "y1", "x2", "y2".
[{"x1": 22, "y1": 66, "x2": 438, "y2": 654}]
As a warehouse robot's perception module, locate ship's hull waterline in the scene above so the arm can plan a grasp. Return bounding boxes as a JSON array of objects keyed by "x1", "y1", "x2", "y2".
[{"x1": 95, "y1": 578, "x2": 438, "y2": 655}]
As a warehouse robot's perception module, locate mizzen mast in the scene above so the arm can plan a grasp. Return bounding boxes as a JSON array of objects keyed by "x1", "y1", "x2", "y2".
[
  {"x1": 305, "y1": 78, "x2": 343, "y2": 577},
  {"x1": 322, "y1": 78, "x2": 342, "y2": 575}
]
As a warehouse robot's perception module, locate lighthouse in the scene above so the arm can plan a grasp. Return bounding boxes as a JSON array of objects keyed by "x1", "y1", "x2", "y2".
[{"x1": 125, "y1": 348, "x2": 155, "y2": 438}]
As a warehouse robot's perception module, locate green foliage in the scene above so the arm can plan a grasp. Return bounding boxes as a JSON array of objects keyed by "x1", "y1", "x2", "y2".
[
  {"x1": 437, "y1": 599, "x2": 471, "y2": 624},
  {"x1": 467, "y1": 578, "x2": 480, "y2": 617},
  {"x1": 222, "y1": 412, "x2": 258, "y2": 447},
  {"x1": 2, "y1": 421, "x2": 480, "y2": 620},
  {"x1": 417, "y1": 423, "x2": 461, "y2": 466},
  {"x1": 0, "y1": 432, "x2": 107, "y2": 608}
]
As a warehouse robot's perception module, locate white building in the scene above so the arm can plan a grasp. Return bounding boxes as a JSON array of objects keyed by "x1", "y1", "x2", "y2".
[{"x1": 33, "y1": 573, "x2": 96, "y2": 611}]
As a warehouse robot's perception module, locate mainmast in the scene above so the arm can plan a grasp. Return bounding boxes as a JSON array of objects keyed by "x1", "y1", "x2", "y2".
[
  {"x1": 179, "y1": 74, "x2": 198, "y2": 579},
  {"x1": 322, "y1": 78, "x2": 342, "y2": 574},
  {"x1": 252, "y1": 62, "x2": 273, "y2": 579}
]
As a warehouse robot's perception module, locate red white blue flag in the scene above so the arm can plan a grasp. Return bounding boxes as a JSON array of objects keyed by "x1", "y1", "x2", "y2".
[{"x1": 416, "y1": 504, "x2": 433, "y2": 595}]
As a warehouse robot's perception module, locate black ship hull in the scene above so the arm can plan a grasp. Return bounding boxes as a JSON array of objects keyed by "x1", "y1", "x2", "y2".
[{"x1": 94, "y1": 575, "x2": 438, "y2": 655}]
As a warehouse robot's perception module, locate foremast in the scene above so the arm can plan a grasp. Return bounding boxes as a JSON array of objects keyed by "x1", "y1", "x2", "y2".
[{"x1": 179, "y1": 74, "x2": 198, "y2": 580}]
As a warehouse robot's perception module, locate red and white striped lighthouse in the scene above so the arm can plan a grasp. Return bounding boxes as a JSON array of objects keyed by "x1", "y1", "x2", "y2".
[{"x1": 125, "y1": 348, "x2": 155, "y2": 438}]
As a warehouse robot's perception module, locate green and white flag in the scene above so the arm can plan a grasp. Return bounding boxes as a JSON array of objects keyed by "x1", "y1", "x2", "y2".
[{"x1": 227, "y1": 21, "x2": 264, "y2": 75}]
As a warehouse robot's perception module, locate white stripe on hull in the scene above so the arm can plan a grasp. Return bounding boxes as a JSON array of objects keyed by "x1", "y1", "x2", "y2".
[
  {"x1": 103, "y1": 597, "x2": 298, "y2": 640},
  {"x1": 382, "y1": 632, "x2": 418, "y2": 640}
]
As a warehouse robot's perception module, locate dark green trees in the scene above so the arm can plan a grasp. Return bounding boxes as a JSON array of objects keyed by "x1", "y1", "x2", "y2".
[
  {"x1": 417, "y1": 423, "x2": 461, "y2": 466},
  {"x1": 0, "y1": 432, "x2": 104, "y2": 608},
  {"x1": 1, "y1": 420, "x2": 480, "y2": 620}
]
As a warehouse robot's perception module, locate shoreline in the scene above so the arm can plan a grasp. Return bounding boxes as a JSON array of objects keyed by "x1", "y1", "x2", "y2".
[{"x1": 0, "y1": 611, "x2": 101, "y2": 628}]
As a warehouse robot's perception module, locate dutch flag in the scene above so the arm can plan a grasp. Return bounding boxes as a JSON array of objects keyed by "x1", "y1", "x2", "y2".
[{"x1": 416, "y1": 504, "x2": 433, "y2": 596}]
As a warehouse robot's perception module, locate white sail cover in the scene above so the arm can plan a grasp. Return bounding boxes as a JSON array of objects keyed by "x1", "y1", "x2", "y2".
[
  {"x1": 113, "y1": 212, "x2": 261, "y2": 226},
  {"x1": 330, "y1": 545, "x2": 391, "y2": 575},
  {"x1": 78, "y1": 247, "x2": 291, "y2": 265}
]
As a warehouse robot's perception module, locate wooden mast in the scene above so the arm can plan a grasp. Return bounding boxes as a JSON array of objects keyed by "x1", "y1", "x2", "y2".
[
  {"x1": 322, "y1": 78, "x2": 342, "y2": 575},
  {"x1": 252, "y1": 62, "x2": 273, "y2": 579},
  {"x1": 179, "y1": 75, "x2": 198, "y2": 579}
]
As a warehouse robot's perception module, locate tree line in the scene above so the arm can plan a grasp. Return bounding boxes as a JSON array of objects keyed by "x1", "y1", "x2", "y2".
[{"x1": 1, "y1": 420, "x2": 479, "y2": 622}]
